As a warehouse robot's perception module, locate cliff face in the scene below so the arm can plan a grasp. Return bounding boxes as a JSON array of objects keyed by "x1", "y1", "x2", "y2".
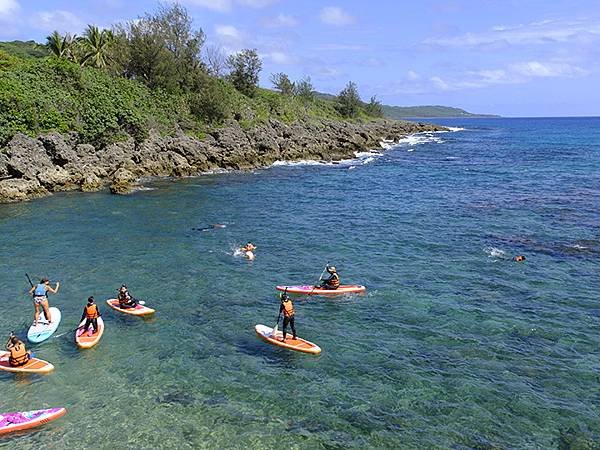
[{"x1": 0, "y1": 118, "x2": 445, "y2": 203}]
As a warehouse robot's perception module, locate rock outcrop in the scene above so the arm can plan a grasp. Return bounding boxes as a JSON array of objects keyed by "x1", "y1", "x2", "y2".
[{"x1": 0, "y1": 118, "x2": 445, "y2": 203}]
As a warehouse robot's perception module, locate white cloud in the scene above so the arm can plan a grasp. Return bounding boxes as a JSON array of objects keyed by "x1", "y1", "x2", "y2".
[
  {"x1": 315, "y1": 43, "x2": 365, "y2": 51},
  {"x1": 382, "y1": 59, "x2": 589, "y2": 95},
  {"x1": 183, "y1": 0, "x2": 275, "y2": 13},
  {"x1": 407, "y1": 70, "x2": 419, "y2": 80},
  {"x1": 30, "y1": 10, "x2": 85, "y2": 33},
  {"x1": 319, "y1": 6, "x2": 354, "y2": 26},
  {"x1": 0, "y1": 0, "x2": 18, "y2": 16},
  {"x1": 215, "y1": 24, "x2": 241, "y2": 40},
  {"x1": 184, "y1": 0, "x2": 232, "y2": 12},
  {"x1": 262, "y1": 13, "x2": 297, "y2": 28},
  {"x1": 238, "y1": 0, "x2": 278, "y2": 7},
  {"x1": 510, "y1": 61, "x2": 588, "y2": 78},
  {"x1": 262, "y1": 50, "x2": 295, "y2": 64},
  {"x1": 423, "y1": 18, "x2": 600, "y2": 48}
]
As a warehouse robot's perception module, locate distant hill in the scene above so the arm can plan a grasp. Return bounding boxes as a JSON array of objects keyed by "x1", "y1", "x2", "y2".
[
  {"x1": 0, "y1": 40, "x2": 49, "y2": 59},
  {"x1": 382, "y1": 104, "x2": 500, "y2": 119},
  {"x1": 314, "y1": 92, "x2": 499, "y2": 119}
]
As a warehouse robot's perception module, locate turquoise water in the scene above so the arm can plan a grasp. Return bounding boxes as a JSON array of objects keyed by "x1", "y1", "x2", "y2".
[{"x1": 0, "y1": 118, "x2": 599, "y2": 449}]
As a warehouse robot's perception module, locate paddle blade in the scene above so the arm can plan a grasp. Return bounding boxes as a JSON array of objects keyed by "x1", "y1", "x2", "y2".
[{"x1": 272, "y1": 324, "x2": 278, "y2": 336}]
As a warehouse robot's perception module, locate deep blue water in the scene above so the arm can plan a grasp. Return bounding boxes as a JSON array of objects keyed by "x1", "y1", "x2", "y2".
[{"x1": 0, "y1": 117, "x2": 599, "y2": 449}]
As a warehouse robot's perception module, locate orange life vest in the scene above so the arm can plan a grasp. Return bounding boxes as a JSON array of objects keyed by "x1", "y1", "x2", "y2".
[
  {"x1": 9, "y1": 343, "x2": 29, "y2": 366},
  {"x1": 327, "y1": 273, "x2": 340, "y2": 288},
  {"x1": 85, "y1": 303, "x2": 99, "y2": 319},
  {"x1": 282, "y1": 299, "x2": 294, "y2": 317}
]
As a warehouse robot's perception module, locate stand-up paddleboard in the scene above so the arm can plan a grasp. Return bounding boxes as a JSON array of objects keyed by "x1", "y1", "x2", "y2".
[
  {"x1": 106, "y1": 299, "x2": 155, "y2": 316},
  {"x1": 0, "y1": 407, "x2": 66, "y2": 435},
  {"x1": 27, "y1": 307, "x2": 61, "y2": 343},
  {"x1": 255, "y1": 324, "x2": 321, "y2": 355},
  {"x1": 276, "y1": 285, "x2": 366, "y2": 295},
  {"x1": 75, "y1": 317, "x2": 104, "y2": 349},
  {"x1": 0, "y1": 351, "x2": 54, "y2": 374}
]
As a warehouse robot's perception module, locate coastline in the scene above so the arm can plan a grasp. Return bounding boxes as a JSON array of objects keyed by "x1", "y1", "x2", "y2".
[{"x1": 0, "y1": 118, "x2": 446, "y2": 203}]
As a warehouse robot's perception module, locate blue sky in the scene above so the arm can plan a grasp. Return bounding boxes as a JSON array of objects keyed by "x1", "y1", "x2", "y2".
[{"x1": 1, "y1": 0, "x2": 599, "y2": 116}]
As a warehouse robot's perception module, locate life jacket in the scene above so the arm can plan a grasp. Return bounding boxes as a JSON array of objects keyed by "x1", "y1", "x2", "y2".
[
  {"x1": 85, "y1": 303, "x2": 99, "y2": 319},
  {"x1": 9, "y1": 343, "x2": 29, "y2": 366},
  {"x1": 281, "y1": 299, "x2": 294, "y2": 317},
  {"x1": 33, "y1": 283, "x2": 47, "y2": 297},
  {"x1": 326, "y1": 273, "x2": 340, "y2": 288},
  {"x1": 118, "y1": 291, "x2": 131, "y2": 303}
]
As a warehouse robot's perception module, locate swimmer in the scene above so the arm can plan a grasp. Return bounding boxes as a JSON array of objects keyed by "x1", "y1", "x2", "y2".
[{"x1": 514, "y1": 255, "x2": 526, "y2": 262}]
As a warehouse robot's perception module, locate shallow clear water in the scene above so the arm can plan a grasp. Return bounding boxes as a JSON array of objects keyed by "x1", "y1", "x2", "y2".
[{"x1": 0, "y1": 118, "x2": 599, "y2": 449}]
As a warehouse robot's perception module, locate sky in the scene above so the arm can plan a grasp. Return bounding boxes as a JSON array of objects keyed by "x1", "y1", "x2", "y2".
[{"x1": 1, "y1": 0, "x2": 599, "y2": 116}]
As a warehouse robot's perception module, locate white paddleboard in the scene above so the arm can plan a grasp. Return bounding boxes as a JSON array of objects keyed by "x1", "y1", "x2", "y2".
[{"x1": 27, "y1": 307, "x2": 61, "y2": 343}]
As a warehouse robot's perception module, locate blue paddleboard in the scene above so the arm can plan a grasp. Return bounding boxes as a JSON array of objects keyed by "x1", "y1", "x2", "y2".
[{"x1": 27, "y1": 307, "x2": 61, "y2": 343}]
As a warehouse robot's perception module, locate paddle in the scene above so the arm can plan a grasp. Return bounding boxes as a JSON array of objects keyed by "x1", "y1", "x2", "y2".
[
  {"x1": 308, "y1": 263, "x2": 329, "y2": 296},
  {"x1": 272, "y1": 288, "x2": 287, "y2": 336},
  {"x1": 25, "y1": 273, "x2": 34, "y2": 288}
]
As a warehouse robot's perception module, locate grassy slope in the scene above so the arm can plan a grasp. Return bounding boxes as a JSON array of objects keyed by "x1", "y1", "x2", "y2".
[{"x1": 0, "y1": 41, "x2": 363, "y2": 148}]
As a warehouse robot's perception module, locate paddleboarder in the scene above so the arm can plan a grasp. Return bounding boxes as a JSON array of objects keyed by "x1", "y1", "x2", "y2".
[
  {"x1": 28, "y1": 277, "x2": 60, "y2": 326},
  {"x1": 78, "y1": 296, "x2": 101, "y2": 337},
  {"x1": 5, "y1": 333, "x2": 31, "y2": 367},
  {"x1": 117, "y1": 285, "x2": 138, "y2": 309},
  {"x1": 319, "y1": 266, "x2": 340, "y2": 290},
  {"x1": 279, "y1": 291, "x2": 297, "y2": 342}
]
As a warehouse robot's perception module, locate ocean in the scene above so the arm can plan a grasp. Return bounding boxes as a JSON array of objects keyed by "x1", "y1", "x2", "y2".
[{"x1": 0, "y1": 117, "x2": 598, "y2": 448}]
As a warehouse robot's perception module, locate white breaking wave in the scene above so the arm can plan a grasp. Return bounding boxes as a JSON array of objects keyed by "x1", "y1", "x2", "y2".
[
  {"x1": 272, "y1": 127, "x2": 461, "y2": 169},
  {"x1": 484, "y1": 246, "x2": 506, "y2": 258}
]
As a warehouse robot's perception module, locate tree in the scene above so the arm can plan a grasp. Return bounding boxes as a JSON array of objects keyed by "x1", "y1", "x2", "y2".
[
  {"x1": 270, "y1": 72, "x2": 294, "y2": 96},
  {"x1": 124, "y1": 3, "x2": 205, "y2": 92},
  {"x1": 204, "y1": 44, "x2": 227, "y2": 77},
  {"x1": 337, "y1": 81, "x2": 361, "y2": 118},
  {"x1": 365, "y1": 95, "x2": 383, "y2": 118},
  {"x1": 227, "y1": 48, "x2": 262, "y2": 97},
  {"x1": 80, "y1": 25, "x2": 114, "y2": 69},
  {"x1": 46, "y1": 31, "x2": 78, "y2": 61},
  {"x1": 294, "y1": 76, "x2": 314, "y2": 102}
]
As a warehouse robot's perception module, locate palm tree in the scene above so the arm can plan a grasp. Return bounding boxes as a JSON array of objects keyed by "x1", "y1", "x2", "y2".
[
  {"x1": 46, "y1": 31, "x2": 77, "y2": 59},
  {"x1": 80, "y1": 25, "x2": 114, "y2": 69}
]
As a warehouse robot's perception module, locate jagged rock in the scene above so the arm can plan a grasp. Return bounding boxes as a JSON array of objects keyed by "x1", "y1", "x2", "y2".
[
  {"x1": 0, "y1": 119, "x2": 447, "y2": 203},
  {"x1": 0, "y1": 152, "x2": 9, "y2": 179},
  {"x1": 39, "y1": 132, "x2": 78, "y2": 166},
  {"x1": 5, "y1": 134, "x2": 54, "y2": 179},
  {"x1": 0, "y1": 178, "x2": 47, "y2": 202},
  {"x1": 37, "y1": 166, "x2": 76, "y2": 191},
  {"x1": 109, "y1": 168, "x2": 137, "y2": 195},
  {"x1": 81, "y1": 173, "x2": 102, "y2": 192}
]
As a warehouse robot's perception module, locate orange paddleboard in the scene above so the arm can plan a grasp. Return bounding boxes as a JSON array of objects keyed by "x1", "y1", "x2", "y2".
[
  {"x1": 0, "y1": 351, "x2": 54, "y2": 374},
  {"x1": 75, "y1": 317, "x2": 104, "y2": 349},
  {"x1": 106, "y1": 299, "x2": 155, "y2": 316},
  {"x1": 255, "y1": 324, "x2": 321, "y2": 355},
  {"x1": 0, "y1": 407, "x2": 66, "y2": 435}
]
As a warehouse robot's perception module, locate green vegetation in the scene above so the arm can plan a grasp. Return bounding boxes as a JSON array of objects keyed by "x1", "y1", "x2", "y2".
[
  {"x1": 382, "y1": 104, "x2": 499, "y2": 118},
  {"x1": 0, "y1": 4, "x2": 385, "y2": 148}
]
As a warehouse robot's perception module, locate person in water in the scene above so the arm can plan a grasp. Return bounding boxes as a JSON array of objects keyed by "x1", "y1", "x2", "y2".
[
  {"x1": 514, "y1": 255, "x2": 526, "y2": 262},
  {"x1": 319, "y1": 266, "x2": 340, "y2": 290},
  {"x1": 117, "y1": 285, "x2": 138, "y2": 309},
  {"x1": 279, "y1": 292, "x2": 297, "y2": 342},
  {"x1": 28, "y1": 277, "x2": 60, "y2": 326},
  {"x1": 79, "y1": 296, "x2": 101, "y2": 337},
  {"x1": 5, "y1": 333, "x2": 31, "y2": 367},
  {"x1": 241, "y1": 242, "x2": 256, "y2": 252}
]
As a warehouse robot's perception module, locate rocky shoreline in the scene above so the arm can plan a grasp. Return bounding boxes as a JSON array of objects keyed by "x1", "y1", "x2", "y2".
[{"x1": 0, "y1": 118, "x2": 445, "y2": 203}]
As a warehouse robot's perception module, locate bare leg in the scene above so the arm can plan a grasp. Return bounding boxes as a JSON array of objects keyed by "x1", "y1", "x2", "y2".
[
  {"x1": 33, "y1": 303, "x2": 40, "y2": 325},
  {"x1": 42, "y1": 299, "x2": 51, "y2": 322}
]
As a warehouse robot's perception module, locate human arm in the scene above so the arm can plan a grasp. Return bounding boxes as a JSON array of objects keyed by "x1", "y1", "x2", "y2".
[{"x1": 46, "y1": 282, "x2": 60, "y2": 294}]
